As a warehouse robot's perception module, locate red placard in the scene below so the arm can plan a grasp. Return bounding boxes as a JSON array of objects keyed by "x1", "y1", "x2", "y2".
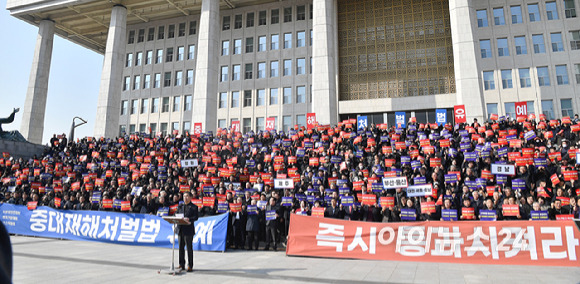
[
  {"x1": 420, "y1": 201, "x2": 436, "y2": 214},
  {"x1": 380, "y1": 197, "x2": 395, "y2": 208},
  {"x1": 454, "y1": 105, "x2": 467, "y2": 123},
  {"x1": 563, "y1": 171, "x2": 578, "y2": 181},
  {"x1": 502, "y1": 204, "x2": 519, "y2": 216},
  {"x1": 121, "y1": 201, "x2": 131, "y2": 211},
  {"x1": 231, "y1": 120, "x2": 240, "y2": 132},
  {"x1": 27, "y1": 201, "x2": 38, "y2": 210},
  {"x1": 361, "y1": 194, "x2": 377, "y2": 206},
  {"x1": 102, "y1": 199, "x2": 112, "y2": 209},
  {"x1": 307, "y1": 113, "x2": 317, "y2": 130},
  {"x1": 556, "y1": 196, "x2": 570, "y2": 206},
  {"x1": 515, "y1": 101, "x2": 528, "y2": 120},
  {"x1": 230, "y1": 202, "x2": 242, "y2": 212},
  {"x1": 461, "y1": 207, "x2": 475, "y2": 219},
  {"x1": 312, "y1": 207, "x2": 325, "y2": 218},
  {"x1": 203, "y1": 197, "x2": 215, "y2": 207},
  {"x1": 265, "y1": 117, "x2": 276, "y2": 131},
  {"x1": 193, "y1": 123, "x2": 202, "y2": 135},
  {"x1": 556, "y1": 214, "x2": 574, "y2": 220}
]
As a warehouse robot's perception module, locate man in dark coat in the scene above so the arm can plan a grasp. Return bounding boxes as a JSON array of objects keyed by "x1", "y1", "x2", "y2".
[
  {"x1": 264, "y1": 197, "x2": 280, "y2": 251},
  {"x1": 245, "y1": 200, "x2": 260, "y2": 250},
  {"x1": 176, "y1": 191, "x2": 199, "y2": 272}
]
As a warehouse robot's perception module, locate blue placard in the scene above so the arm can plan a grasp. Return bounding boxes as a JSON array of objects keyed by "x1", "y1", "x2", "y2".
[
  {"x1": 217, "y1": 202, "x2": 228, "y2": 213},
  {"x1": 498, "y1": 147, "x2": 508, "y2": 157},
  {"x1": 339, "y1": 186, "x2": 350, "y2": 195},
  {"x1": 357, "y1": 116, "x2": 368, "y2": 130},
  {"x1": 496, "y1": 175, "x2": 508, "y2": 184},
  {"x1": 465, "y1": 180, "x2": 477, "y2": 190},
  {"x1": 414, "y1": 176, "x2": 426, "y2": 185},
  {"x1": 247, "y1": 159, "x2": 255, "y2": 168},
  {"x1": 203, "y1": 185, "x2": 214, "y2": 195},
  {"x1": 445, "y1": 174, "x2": 458, "y2": 183},
  {"x1": 411, "y1": 160, "x2": 421, "y2": 170},
  {"x1": 436, "y1": 109, "x2": 447, "y2": 126},
  {"x1": 524, "y1": 130, "x2": 536, "y2": 141},
  {"x1": 464, "y1": 152, "x2": 477, "y2": 161},
  {"x1": 395, "y1": 112, "x2": 406, "y2": 128},
  {"x1": 442, "y1": 209, "x2": 458, "y2": 221},
  {"x1": 476, "y1": 178, "x2": 487, "y2": 188},
  {"x1": 534, "y1": 158, "x2": 547, "y2": 167},
  {"x1": 341, "y1": 196, "x2": 354, "y2": 206},
  {"x1": 296, "y1": 148, "x2": 305, "y2": 157},
  {"x1": 266, "y1": 210, "x2": 276, "y2": 221},
  {"x1": 281, "y1": 197, "x2": 293, "y2": 206},
  {"x1": 330, "y1": 156, "x2": 342, "y2": 164},
  {"x1": 91, "y1": 191, "x2": 101, "y2": 204},
  {"x1": 401, "y1": 156, "x2": 411, "y2": 165},
  {"x1": 304, "y1": 141, "x2": 313, "y2": 149},
  {"x1": 247, "y1": 205, "x2": 258, "y2": 215},
  {"x1": 512, "y1": 179, "x2": 526, "y2": 190},
  {"x1": 371, "y1": 183, "x2": 383, "y2": 193},
  {"x1": 479, "y1": 209, "x2": 497, "y2": 221},
  {"x1": 295, "y1": 194, "x2": 307, "y2": 202},
  {"x1": 530, "y1": 210, "x2": 549, "y2": 220},
  {"x1": 400, "y1": 208, "x2": 416, "y2": 221}
]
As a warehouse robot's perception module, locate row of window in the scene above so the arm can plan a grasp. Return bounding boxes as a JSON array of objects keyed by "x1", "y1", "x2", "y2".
[
  {"x1": 125, "y1": 45, "x2": 196, "y2": 67},
  {"x1": 480, "y1": 31, "x2": 580, "y2": 59},
  {"x1": 123, "y1": 70, "x2": 194, "y2": 91},
  {"x1": 220, "y1": 30, "x2": 312, "y2": 56},
  {"x1": 121, "y1": 121, "x2": 192, "y2": 137},
  {"x1": 222, "y1": 4, "x2": 313, "y2": 31},
  {"x1": 476, "y1": 1, "x2": 577, "y2": 28},
  {"x1": 482, "y1": 64, "x2": 580, "y2": 90},
  {"x1": 128, "y1": 21, "x2": 197, "y2": 44},
  {"x1": 120, "y1": 95, "x2": 192, "y2": 116},
  {"x1": 216, "y1": 114, "x2": 306, "y2": 133},
  {"x1": 218, "y1": 86, "x2": 311, "y2": 109},
  {"x1": 486, "y1": 98, "x2": 575, "y2": 121},
  {"x1": 220, "y1": 58, "x2": 310, "y2": 81}
]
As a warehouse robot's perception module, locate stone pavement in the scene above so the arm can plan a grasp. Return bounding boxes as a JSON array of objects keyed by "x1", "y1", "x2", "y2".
[{"x1": 9, "y1": 235, "x2": 580, "y2": 284}]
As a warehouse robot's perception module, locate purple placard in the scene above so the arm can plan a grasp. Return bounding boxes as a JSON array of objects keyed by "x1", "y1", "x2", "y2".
[
  {"x1": 400, "y1": 208, "x2": 416, "y2": 221},
  {"x1": 479, "y1": 209, "x2": 497, "y2": 221},
  {"x1": 266, "y1": 210, "x2": 276, "y2": 220},
  {"x1": 441, "y1": 209, "x2": 458, "y2": 221}
]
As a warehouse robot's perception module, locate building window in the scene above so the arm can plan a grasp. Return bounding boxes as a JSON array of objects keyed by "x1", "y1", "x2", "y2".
[
  {"x1": 119, "y1": 125, "x2": 126, "y2": 136},
  {"x1": 257, "y1": 62, "x2": 266, "y2": 79},
  {"x1": 156, "y1": 49, "x2": 163, "y2": 64},
  {"x1": 231, "y1": 91, "x2": 240, "y2": 108},
  {"x1": 271, "y1": 9, "x2": 279, "y2": 24},
  {"x1": 514, "y1": 36, "x2": 527, "y2": 55},
  {"x1": 141, "y1": 99, "x2": 148, "y2": 114},
  {"x1": 246, "y1": 37, "x2": 254, "y2": 53},
  {"x1": 152, "y1": 98, "x2": 159, "y2": 113},
  {"x1": 546, "y1": 2, "x2": 559, "y2": 20},
  {"x1": 556, "y1": 65, "x2": 569, "y2": 85},
  {"x1": 259, "y1": 11, "x2": 267, "y2": 25},
  {"x1": 233, "y1": 65, "x2": 241, "y2": 81},
  {"x1": 129, "y1": 125, "x2": 135, "y2": 134},
  {"x1": 511, "y1": 6, "x2": 523, "y2": 24},
  {"x1": 561, "y1": 99, "x2": 574, "y2": 117},
  {"x1": 283, "y1": 87, "x2": 292, "y2": 104},
  {"x1": 542, "y1": 100, "x2": 554, "y2": 120},
  {"x1": 146, "y1": 50, "x2": 152, "y2": 64},
  {"x1": 297, "y1": 5, "x2": 306, "y2": 21},
  {"x1": 501, "y1": 69, "x2": 513, "y2": 89},
  {"x1": 271, "y1": 34, "x2": 279, "y2": 50},
  {"x1": 126, "y1": 53, "x2": 133, "y2": 67},
  {"x1": 245, "y1": 63, "x2": 253, "y2": 79},
  {"x1": 184, "y1": 95, "x2": 192, "y2": 111},
  {"x1": 222, "y1": 41, "x2": 229, "y2": 56},
  {"x1": 131, "y1": 100, "x2": 138, "y2": 115},
  {"x1": 128, "y1": 30, "x2": 135, "y2": 44},
  {"x1": 493, "y1": 7, "x2": 505, "y2": 25},
  {"x1": 243, "y1": 90, "x2": 252, "y2": 107},
  {"x1": 123, "y1": 76, "x2": 130, "y2": 91},
  {"x1": 133, "y1": 76, "x2": 140, "y2": 90},
  {"x1": 570, "y1": 30, "x2": 580, "y2": 50},
  {"x1": 247, "y1": 12, "x2": 254, "y2": 27},
  {"x1": 310, "y1": 30, "x2": 313, "y2": 46},
  {"x1": 186, "y1": 70, "x2": 193, "y2": 85},
  {"x1": 310, "y1": 4, "x2": 313, "y2": 19},
  {"x1": 243, "y1": 118, "x2": 252, "y2": 133},
  {"x1": 218, "y1": 119, "x2": 226, "y2": 130},
  {"x1": 189, "y1": 21, "x2": 197, "y2": 35},
  {"x1": 528, "y1": 4, "x2": 541, "y2": 22},
  {"x1": 135, "y1": 52, "x2": 142, "y2": 66},
  {"x1": 158, "y1": 26, "x2": 165, "y2": 40},
  {"x1": 258, "y1": 36, "x2": 266, "y2": 52},
  {"x1": 296, "y1": 115, "x2": 306, "y2": 128},
  {"x1": 160, "y1": 123, "x2": 167, "y2": 136},
  {"x1": 527, "y1": 101, "x2": 535, "y2": 115},
  {"x1": 537, "y1": 66, "x2": 551, "y2": 86},
  {"x1": 284, "y1": 33, "x2": 292, "y2": 49},
  {"x1": 137, "y1": 29, "x2": 145, "y2": 43},
  {"x1": 483, "y1": 71, "x2": 495, "y2": 90},
  {"x1": 296, "y1": 86, "x2": 306, "y2": 103},
  {"x1": 173, "y1": 96, "x2": 180, "y2": 112},
  {"x1": 166, "y1": 47, "x2": 173, "y2": 62},
  {"x1": 121, "y1": 100, "x2": 128, "y2": 115},
  {"x1": 255, "y1": 117, "x2": 265, "y2": 131},
  {"x1": 234, "y1": 39, "x2": 242, "y2": 54},
  {"x1": 183, "y1": 122, "x2": 191, "y2": 133},
  {"x1": 532, "y1": 34, "x2": 546, "y2": 53},
  {"x1": 505, "y1": 103, "x2": 516, "y2": 119},
  {"x1": 296, "y1": 58, "x2": 306, "y2": 75},
  {"x1": 519, "y1": 68, "x2": 532, "y2": 88},
  {"x1": 177, "y1": 46, "x2": 184, "y2": 61},
  {"x1": 284, "y1": 7, "x2": 292, "y2": 22},
  {"x1": 480, "y1": 40, "x2": 492, "y2": 58},
  {"x1": 283, "y1": 116, "x2": 292, "y2": 132},
  {"x1": 270, "y1": 61, "x2": 279, "y2": 77},
  {"x1": 257, "y1": 89, "x2": 265, "y2": 106},
  {"x1": 175, "y1": 71, "x2": 182, "y2": 86},
  {"x1": 283, "y1": 59, "x2": 292, "y2": 76},
  {"x1": 297, "y1": 31, "x2": 305, "y2": 47},
  {"x1": 164, "y1": 72, "x2": 172, "y2": 87},
  {"x1": 487, "y1": 103, "x2": 498, "y2": 119},
  {"x1": 219, "y1": 92, "x2": 228, "y2": 108},
  {"x1": 497, "y1": 38, "x2": 509, "y2": 56},
  {"x1": 154, "y1": 73, "x2": 161, "y2": 88},
  {"x1": 162, "y1": 98, "x2": 170, "y2": 113},
  {"x1": 223, "y1": 16, "x2": 231, "y2": 30},
  {"x1": 178, "y1": 22, "x2": 186, "y2": 37},
  {"x1": 565, "y1": 0, "x2": 577, "y2": 18},
  {"x1": 221, "y1": 66, "x2": 229, "y2": 82},
  {"x1": 188, "y1": 45, "x2": 195, "y2": 60},
  {"x1": 270, "y1": 88, "x2": 278, "y2": 105},
  {"x1": 234, "y1": 14, "x2": 242, "y2": 29},
  {"x1": 168, "y1": 24, "x2": 175, "y2": 38},
  {"x1": 477, "y1": 9, "x2": 488, "y2": 27},
  {"x1": 143, "y1": 74, "x2": 151, "y2": 89},
  {"x1": 575, "y1": 64, "x2": 580, "y2": 84},
  {"x1": 550, "y1": 33, "x2": 564, "y2": 53}
]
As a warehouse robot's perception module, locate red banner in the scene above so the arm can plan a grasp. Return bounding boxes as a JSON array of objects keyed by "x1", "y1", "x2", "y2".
[
  {"x1": 286, "y1": 214, "x2": 580, "y2": 266},
  {"x1": 193, "y1": 123, "x2": 202, "y2": 135},
  {"x1": 454, "y1": 105, "x2": 467, "y2": 123},
  {"x1": 515, "y1": 101, "x2": 528, "y2": 120},
  {"x1": 265, "y1": 117, "x2": 276, "y2": 131},
  {"x1": 307, "y1": 113, "x2": 317, "y2": 130},
  {"x1": 231, "y1": 120, "x2": 240, "y2": 133}
]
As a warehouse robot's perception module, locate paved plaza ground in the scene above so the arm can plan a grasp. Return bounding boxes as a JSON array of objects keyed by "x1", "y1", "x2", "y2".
[{"x1": 9, "y1": 235, "x2": 580, "y2": 284}]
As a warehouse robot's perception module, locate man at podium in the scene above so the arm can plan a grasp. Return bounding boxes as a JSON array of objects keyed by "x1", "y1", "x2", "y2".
[{"x1": 176, "y1": 192, "x2": 199, "y2": 272}]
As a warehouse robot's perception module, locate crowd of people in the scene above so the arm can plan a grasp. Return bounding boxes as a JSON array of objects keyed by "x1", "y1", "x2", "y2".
[{"x1": 1, "y1": 113, "x2": 580, "y2": 250}]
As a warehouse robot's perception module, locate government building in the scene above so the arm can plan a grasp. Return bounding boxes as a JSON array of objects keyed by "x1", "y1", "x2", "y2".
[{"x1": 7, "y1": 0, "x2": 580, "y2": 143}]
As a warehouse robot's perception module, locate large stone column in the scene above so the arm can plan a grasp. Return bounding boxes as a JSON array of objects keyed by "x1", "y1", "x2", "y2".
[
  {"x1": 94, "y1": 5, "x2": 127, "y2": 138},
  {"x1": 192, "y1": 0, "x2": 219, "y2": 133},
  {"x1": 312, "y1": 0, "x2": 338, "y2": 126},
  {"x1": 20, "y1": 19, "x2": 55, "y2": 144},
  {"x1": 449, "y1": 0, "x2": 485, "y2": 122}
]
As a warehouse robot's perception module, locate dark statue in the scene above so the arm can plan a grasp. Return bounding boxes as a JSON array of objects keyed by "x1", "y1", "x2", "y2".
[{"x1": 0, "y1": 108, "x2": 26, "y2": 142}]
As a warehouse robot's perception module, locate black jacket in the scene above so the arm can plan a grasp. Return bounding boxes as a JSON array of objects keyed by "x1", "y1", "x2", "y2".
[{"x1": 176, "y1": 202, "x2": 199, "y2": 236}]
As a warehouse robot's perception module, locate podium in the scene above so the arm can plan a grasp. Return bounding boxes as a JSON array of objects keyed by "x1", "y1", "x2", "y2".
[{"x1": 158, "y1": 216, "x2": 190, "y2": 275}]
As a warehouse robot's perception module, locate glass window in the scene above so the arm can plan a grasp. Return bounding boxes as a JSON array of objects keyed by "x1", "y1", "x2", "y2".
[
  {"x1": 575, "y1": 64, "x2": 580, "y2": 84},
  {"x1": 483, "y1": 71, "x2": 495, "y2": 90},
  {"x1": 186, "y1": 70, "x2": 193, "y2": 85},
  {"x1": 188, "y1": 45, "x2": 195, "y2": 60},
  {"x1": 542, "y1": 100, "x2": 554, "y2": 120},
  {"x1": 164, "y1": 72, "x2": 172, "y2": 87},
  {"x1": 270, "y1": 88, "x2": 278, "y2": 105},
  {"x1": 222, "y1": 40, "x2": 229, "y2": 56},
  {"x1": 296, "y1": 115, "x2": 306, "y2": 127},
  {"x1": 270, "y1": 61, "x2": 279, "y2": 77},
  {"x1": 168, "y1": 24, "x2": 175, "y2": 38},
  {"x1": 284, "y1": 33, "x2": 292, "y2": 49},
  {"x1": 231, "y1": 91, "x2": 240, "y2": 108},
  {"x1": 257, "y1": 89, "x2": 265, "y2": 106},
  {"x1": 128, "y1": 30, "x2": 135, "y2": 44},
  {"x1": 245, "y1": 63, "x2": 253, "y2": 80},
  {"x1": 177, "y1": 46, "x2": 184, "y2": 61},
  {"x1": 223, "y1": 16, "x2": 231, "y2": 30},
  {"x1": 173, "y1": 96, "x2": 180, "y2": 112},
  {"x1": 189, "y1": 21, "x2": 197, "y2": 35},
  {"x1": 160, "y1": 123, "x2": 167, "y2": 136},
  {"x1": 501, "y1": 69, "x2": 513, "y2": 89},
  {"x1": 527, "y1": 101, "x2": 535, "y2": 114},
  {"x1": 493, "y1": 8, "x2": 505, "y2": 25},
  {"x1": 546, "y1": 2, "x2": 559, "y2": 20},
  {"x1": 480, "y1": 40, "x2": 492, "y2": 58},
  {"x1": 219, "y1": 92, "x2": 228, "y2": 108},
  {"x1": 271, "y1": 34, "x2": 279, "y2": 50},
  {"x1": 477, "y1": 9, "x2": 488, "y2": 27},
  {"x1": 258, "y1": 36, "x2": 266, "y2": 52},
  {"x1": 175, "y1": 71, "x2": 182, "y2": 86},
  {"x1": 505, "y1": 102, "x2": 516, "y2": 119},
  {"x1": 183, "y1": 122, "x2": 191, "y2": 133},
  {"x1": 123, "y1": 76, "x2": 130, "y2": 91},
  {"x1": 571, "y1": 31, "x2": 580, "y2": 50},
  {"x1": 283, "y1": 116, "x2": 292, "y2": 132},
  {"x1": 166, "y1": 47, "x2": 173, "y2": 62},
  {"x1": 178, "y1": 22, "x2": 186, "y2": 37},
  {"x1": 284, "y1": 7, "x2": 292, "y2": 23},
  {"x1": 565, "y1": 0, "x2": 577, "y2": 18},
  {"x1": 297, "y1": 5, "x2": 306, "y2": 21},
  {"x1": 234, "y1": 14, "x2": 242, "y2": 29},
  {"x1": 218, "y1": 119, "x2": 226, "y2": 130},
  {"x1": 283, "y1": 87, "x2": 292, "y2": 104},
  {"x1": 255, "y1": 117, "x2": 265, "y2": 131},
  {"x1": 154, "y1": 97, "x2": 161, "y2": 113},
  {"x1": 528, "y1": 4, "x2": 541, "y2": 22},
  {"x1": 259, "y1": 11, "x2": 267, "y2": 26},
  {"x1": 184, "y1": 95, "x2": 192, "y2": 111},
  {"x1": 156, "y1": 49, "x2": 163, "y2": 64},
  {"x1": 487, "y1": 103, "x2": 498, "y2": 119},
  {"x1": 243, "y1": 118, "x2": 252, "y2": 133},
  {"x1": 137, "y1": 29, "x2": 144, "y2": 43},
  {"x1": 271, "y1": 9, "x2": 279, "y2": 24},
  {"x1": 243, "y1": 90, "x2": 252, "y2": 107},
  {"x1": 126, "y1": 53, "x2": 133, "y2": 67},
  {"x1": 296, "y1": 58, "x2": 306, "y2": 75},
  {"x1": 556, "y1": 65, "x2": 569, "y2": 85},
  {"x1": 514, "y1": 36, "x2": 527, "y2": 55},
  {"x1": 297, "y1": 31, "x2": 305, "y2": 47},
  {"x1": 135, "y1": 52, "x2": 142, "y2": 66},
  {"x1": 157, "y1": 26, "x2": 165, "y2": 39},
  {"x1": 154, "y1": 73, "x2": 161, "y2": 88},
  {"x1": 511, "y1": 6, "x2": 523, "y2": 24},
  {"x1": 519, "y1": 68, "x2": 532, "y2": 88},
  {"x1": 141, "y1": 99, "x2": 148, "y2": 114},
  {"x1": 296, "y1": 86, "x2": 306, "y2": 103},
  {"x1": 143, "y1": 74, "x2": 151, "y2": 89},
  {"x1": 246, "y1": 12, "x2": 254, "y2": 27},
  {"x1": 532, "y1": 34, "x2": 545, "y2": 53},
  {"x1": 561, "y1": 99, "x2": 574, "y2": 117},
  {"x1": 233, "y1": 65, "x2": 241, "y2": 81},
  {"x1": 121, "y1": 100, "x2": 128, "y2": 115},
  {"x1": 246, "y1": 37, "x2": 254, "y2": 53},
  {"x1": 234, "y1": 39, "x2": 242, "y2": 54},
  {"x1": 551, "y1": 33, "x2": 564, "y2": 52},
  {"x1": 139, "y1": 124, "x2": 146, "y2": 133},
  {"x1": 283, "y1": 59, "x2": 292, "y2": 76},
  {"x1": 537, "y1": 66, "x2": 551, "y2": 86},
  {"x1": 257, "y1": 62, "x2": 266, "y2": 79},
  {"x1": 497, "y1": 38, "x2": 509, "y2": 56},
  {"x1": 221, "y1": 66, "x2": 229, "y2": 82},
  {"x1": 146, "y1": 50, "x2": 152, "y2": 64},
  {"x1": 131, "y1": 100, "x2": 138, "y2": 114},
  {"x1": 133, "y1": 75, "x2": 140, "y2": 90}
]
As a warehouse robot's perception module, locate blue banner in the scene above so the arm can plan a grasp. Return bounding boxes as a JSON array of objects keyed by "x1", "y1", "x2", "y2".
[
  {"x1": 436, "y1": 109, "x2": 447, "y2": 126},
  {"x1": 0, "y1": 204, "x2": 227, "y2": 252},
  {"x1": 357, "y1": 116, "x2": 368, "y2": 130},
  {"x1": 395, "y1": 112, "x2": 406, "y2": 128}
]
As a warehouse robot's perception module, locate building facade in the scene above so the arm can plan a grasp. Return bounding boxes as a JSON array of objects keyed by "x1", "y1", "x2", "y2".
[{"x1": 7, "y1": 0, "x2": 580, "y2": 142}]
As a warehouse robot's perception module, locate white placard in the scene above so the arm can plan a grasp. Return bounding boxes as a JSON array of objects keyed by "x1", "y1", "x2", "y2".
[
  {"x1": 405, "y1": 184, "x2": 433, "y2": 197},
  {"x1": 382, "y1": 177, "x2": 409, "y2": 189},
  {"x1": 274, "y1": 178, "x2": 294, "y2": 189},
  {"x1": 491, "y1": 164, "x2": 515, "y2": 175},
  {"x1": 180, "y1": 159, "x2": 199, "y2": 168}
]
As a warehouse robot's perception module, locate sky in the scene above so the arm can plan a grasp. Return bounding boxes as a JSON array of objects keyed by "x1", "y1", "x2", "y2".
[{"x1": 0, "y1": 0, "x2": 103, "y2": 145}]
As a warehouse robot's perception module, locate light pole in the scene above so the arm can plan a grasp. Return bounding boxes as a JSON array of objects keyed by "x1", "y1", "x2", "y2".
[{"x1": 69, "y1": 117, "x2": 87, "y2": 141}]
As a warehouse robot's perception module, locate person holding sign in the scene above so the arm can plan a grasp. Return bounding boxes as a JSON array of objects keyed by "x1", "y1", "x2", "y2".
[
  {"x1": 245, "y1": 200, "x2": 261, "y2": 250},
  {"x1": 548, "y1": 199, "x2": 570, "y2": 220},
  {"x1": 324, "y1": 198, "x2": 342, "y2": 219},
  {"x1": 176, "y1": 192, "x2": 199, "y2": 272},
  {"x1": 264, "y1": 197, "x2": 280, "y2": 251}
]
